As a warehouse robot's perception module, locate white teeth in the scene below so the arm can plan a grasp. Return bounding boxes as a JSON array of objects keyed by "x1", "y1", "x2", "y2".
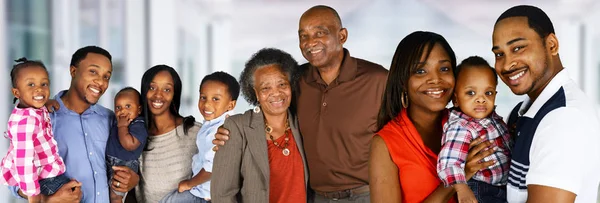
[
  {"x1": 33, "y1": 96, "x2": 44, "y2": 100},
  {"x1": 90, "y1": 87, "x2": 100, "y2": 94},
  {"x1": 509, "y1": 71, "x2": 525, "y2": 80},
  {"x1": 426, "y1": 90, "x2": 444, "y2": 95},
  {"x1": 310, "y1": 49, "x2": 322, "y2": 54},
  {"x1": 152, "y1": 102, "x2": 164, "y2": 108},
  {"x1": 204, "y1": 111, "x2": 214, "y2": 114}
]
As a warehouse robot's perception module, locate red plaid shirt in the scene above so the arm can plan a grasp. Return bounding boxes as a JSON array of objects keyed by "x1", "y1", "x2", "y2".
[
  {"x1": 0, "y1": 106, "x2": 66, "y2": 196},
  {"x1": 437, "y1": 108, "x2": 511, "y2": 187}
]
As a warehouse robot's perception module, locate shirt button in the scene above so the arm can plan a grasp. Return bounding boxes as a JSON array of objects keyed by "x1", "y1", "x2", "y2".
[
  {"x1": 97, "y1": 192, "x2": 100, "y2": 196},
  {"x1": 85, "y1": 133, "x2": 88, "y2": 136},
  {"x1": 94, "y1": 171, "x2": 97, "y2": 175},
  {"x1": 322, "y1": 102, "x2": 327, "y2": 107},
  {"x1": 89, "y1": 152, "x2": 93, "y2": 155}
]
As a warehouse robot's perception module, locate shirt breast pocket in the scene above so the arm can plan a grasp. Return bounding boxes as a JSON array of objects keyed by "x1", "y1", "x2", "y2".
[{"x1": 84, "y1": 117, "x2": 110, "y2": 145}]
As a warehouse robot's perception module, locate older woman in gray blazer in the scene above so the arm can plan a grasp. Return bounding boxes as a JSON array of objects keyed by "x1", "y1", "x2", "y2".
[{"x1": 211, "y1": 48, "x2": 309, "y2": 203}]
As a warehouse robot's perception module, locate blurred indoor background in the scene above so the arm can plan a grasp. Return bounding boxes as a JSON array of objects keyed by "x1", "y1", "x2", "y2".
[{"x1": 1, "y1": 0, "x2": 599, "y2": 202}]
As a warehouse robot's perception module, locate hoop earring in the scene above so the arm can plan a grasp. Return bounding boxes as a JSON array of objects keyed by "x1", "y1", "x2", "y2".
[
  {"x1": 401, "y1": 92, "x2": 409, "y2": 109},
  {"x1": 253, "y1": 105, "x2": 261, "y2": 113}
]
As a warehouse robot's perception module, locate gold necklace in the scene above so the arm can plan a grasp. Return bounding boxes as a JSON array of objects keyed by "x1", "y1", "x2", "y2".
[{"x1": 265, "y1": 118, "x2": 291, "y2": 156}]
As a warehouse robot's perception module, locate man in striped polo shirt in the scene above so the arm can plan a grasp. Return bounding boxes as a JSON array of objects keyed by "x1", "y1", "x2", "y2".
[{"x1": 491, "y1": 5, "x2": 600, "y2": 203}]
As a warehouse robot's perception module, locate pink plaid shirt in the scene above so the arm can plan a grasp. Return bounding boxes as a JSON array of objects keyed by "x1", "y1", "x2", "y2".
[
  {"x1": 437, "y1": 108, "x2": 511, "y2": 187},
  {"x1": 0, "y1": 106, "x2": 66, "y2": 196}
]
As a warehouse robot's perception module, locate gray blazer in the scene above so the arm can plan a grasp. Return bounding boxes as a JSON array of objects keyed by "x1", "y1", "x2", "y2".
[{"x1": 211, "y1": 109, "x2": 309, "y2": 203}]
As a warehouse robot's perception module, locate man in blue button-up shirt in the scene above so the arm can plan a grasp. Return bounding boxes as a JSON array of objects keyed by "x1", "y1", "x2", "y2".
[{"x1": 10, "y1": 46, "x2": 139, "y2": 203}]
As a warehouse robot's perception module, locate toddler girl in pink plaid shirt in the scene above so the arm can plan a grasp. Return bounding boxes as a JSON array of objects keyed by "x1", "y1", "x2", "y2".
[{"x1": 0, "y1": 58, "x2": 70, "y2": 203}]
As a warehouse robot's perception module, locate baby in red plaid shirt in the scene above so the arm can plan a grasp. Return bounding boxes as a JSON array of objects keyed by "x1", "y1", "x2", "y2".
[
  {"x1": 436, "y1": 56, "x2": 512, "y2": 203},
  {"x1": 0, "y1": 58, "x2": 71, "y2": 203}
]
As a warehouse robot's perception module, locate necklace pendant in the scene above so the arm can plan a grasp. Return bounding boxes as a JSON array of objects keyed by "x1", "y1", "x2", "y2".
[{"x1": 282, "y1": 148, "x2": 290, "y2": 156}]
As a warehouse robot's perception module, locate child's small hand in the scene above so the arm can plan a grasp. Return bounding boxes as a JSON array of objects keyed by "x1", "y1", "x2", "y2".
[
  {"x1": 116, "y1": 114, "x2": 132, "y2": 128},
  {"x1": 455, "y1": 184, "x2": 478, "y2": 203},
  {"x1": 178, "y1": 180, "x2": 191, "y2": 193},
  {"x1": 45, "y1": 99, "x2": 60, "y2": 112}
]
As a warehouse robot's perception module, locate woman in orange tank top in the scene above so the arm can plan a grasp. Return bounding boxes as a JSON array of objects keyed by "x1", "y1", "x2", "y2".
[{"x1": 369, "y1": 31, "x2": 497, "y2": 203}]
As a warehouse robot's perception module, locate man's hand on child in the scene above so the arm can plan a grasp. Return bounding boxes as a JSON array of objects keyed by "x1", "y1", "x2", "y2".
[
  {"x1": 44, "y1": 179, "x2": 82, "y2": 203},
  {"x1": 212, "y1": 126, "x2": 230, "y2": 151},
  {"x1": 111, "y1": 166, "x2": 139, "y2": 192},
  {"x1": 178, "y1": 180, "x2": 192, "y2": 193}
]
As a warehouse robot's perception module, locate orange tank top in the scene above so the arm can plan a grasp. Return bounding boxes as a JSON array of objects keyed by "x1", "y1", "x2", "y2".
[
  {"x1": 267, "y1": 128, "x2": 306, "y2": 203},
  {"x1": 377, "y1": 109, "x2": 456, "y2": 203}
]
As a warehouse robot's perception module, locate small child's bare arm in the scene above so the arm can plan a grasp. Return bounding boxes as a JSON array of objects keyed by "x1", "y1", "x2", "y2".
[
  {"x1": 178, "y1": 169, "x2": 212, "y2": 192},
  {"x1": 116, "y1": 114, "x2": 141, "y2": 151}
]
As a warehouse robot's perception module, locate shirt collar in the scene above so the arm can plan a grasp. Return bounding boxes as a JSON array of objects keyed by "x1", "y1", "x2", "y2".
[
  {"x1": 54, "y1": 90, "x2": 106, "y2": 116},
  {"x1": 519, "y1": 69, "x2": 571, "y2": 118},
  {"x1": 449, "y1": 107, "x2": 502, "y2": 127},
  {"x1": 13, "y1": 104, "x2": 47, "y2": 114},
  {"x1": 203, "y1": 111, "x2": 231, "y2": 125},
  {"x1": 305, "y1": 48, "x2": 357, "y2": 85}
]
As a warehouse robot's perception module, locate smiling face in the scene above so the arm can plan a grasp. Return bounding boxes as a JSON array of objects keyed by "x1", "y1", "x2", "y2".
[
  {"x1": 146, "y1": 71, "x2": 175, "y2": 117},
  {"x1": 407, "y1": 43, "x2": 455, "y2": 113},
  {"x1": 198, "y1": 80, "x2": 236, "y2": 121},
  {"x1": 454, "y1": 66, "x2": 497, "y2": 119},
  {"x1": 492, "y1": 17, "x2": 556, "y2": 97},
  {"x1": 12, "y1": 66, "x2": 50, "y2": 109},
  {"x1": 253, "y1": 64, "x2": 292, "y2": 117},
  {"x1": 70, "y1": 53, "x2": 112, "y2": 105},
  {"x1": 114, "y1": 90, "x2": 141, "y2": 120},
  {"x1": 298, "y1": 8, "x2": 347, "y2": 68}
]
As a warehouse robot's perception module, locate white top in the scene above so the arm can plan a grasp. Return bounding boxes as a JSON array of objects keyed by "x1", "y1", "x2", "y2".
[{"x1": 507, "y1": 70, "x2": 600, "y2": 203}]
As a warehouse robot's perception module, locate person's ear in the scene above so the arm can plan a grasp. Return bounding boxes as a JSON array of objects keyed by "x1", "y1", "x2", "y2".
[
  {"x1": 12, "y1": 88, "x2": 20, "y2": 100},
  {"x1": 227, "y1": 100, "x2": 237, "y2": 111},
  {"x1": 70, "y1": 65, "x2": 77, "y2": 78},
  {"x1": 452, "y1": 92, "x2": 459, "y2": 107},
  {"x1": 339, "y1": 28, "x2": 348, "y2": 45},
  {"x1": 137, "y1": 105, "x2": 142, "y2": 115},
  {"x1": 545, "y1": 33, "x2": 559, "y2": 56}
]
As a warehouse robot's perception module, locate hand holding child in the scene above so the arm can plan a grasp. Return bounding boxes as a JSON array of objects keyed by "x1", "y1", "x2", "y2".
[{"x1": 455, "y1": 183, "x2": 478, "y2": 203}]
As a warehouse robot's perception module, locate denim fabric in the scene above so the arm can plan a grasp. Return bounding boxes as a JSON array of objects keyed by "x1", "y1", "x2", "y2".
[
  {"x1": 159, "y1": 190, "x2": 207, "y2": 203},
  {"x1": 106, "y1": 154, "x2": 140, "y2": 196},
  {"x1": 314, "y1": 192, "x2": 369, "y2": 203},
  {"x1": 467, "y1": 179, "x2": 507, "y2": 203},
  {"x1": 39, "y1": 173, "x2": 71, "y2": 195}
]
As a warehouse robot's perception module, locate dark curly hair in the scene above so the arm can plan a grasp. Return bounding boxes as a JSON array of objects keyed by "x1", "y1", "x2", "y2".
[
  {"x1": 239, "y1": 48, "x2": 300, "y2": 107},
  {"x1": 200, "y1": 71, "x2": 240, "y2": 101}
]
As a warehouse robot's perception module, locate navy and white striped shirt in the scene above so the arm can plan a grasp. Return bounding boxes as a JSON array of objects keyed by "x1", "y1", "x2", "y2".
[{"x1": 506, "y1": 70, "x2": 600, "y2": 203}]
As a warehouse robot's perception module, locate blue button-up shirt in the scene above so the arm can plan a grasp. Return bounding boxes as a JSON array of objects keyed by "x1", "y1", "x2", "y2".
[
  {"x1": 190, "y1": 111, "x2": 229, "y2": 199},
  {"x1": 10, "y1": 90, "x2": 113, "y2": 203}
]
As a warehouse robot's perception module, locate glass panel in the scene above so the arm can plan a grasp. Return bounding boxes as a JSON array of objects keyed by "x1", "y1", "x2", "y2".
[{"x1": 79, "y1": 0, "x2": 99, "y2": 46}]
